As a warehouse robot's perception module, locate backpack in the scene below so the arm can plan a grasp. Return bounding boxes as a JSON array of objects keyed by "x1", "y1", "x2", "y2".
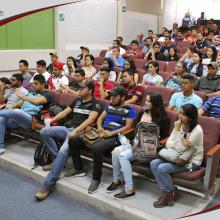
[
  {"x1": 132, "y1": 122, "x2": 160, "y2": 163},
  {"x1": 32, "y1": 141, "x2": 52, "y2": 169}
]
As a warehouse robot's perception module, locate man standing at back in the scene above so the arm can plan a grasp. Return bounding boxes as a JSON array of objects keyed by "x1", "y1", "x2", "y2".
[
  {"x1": 47, "y1": 52, "x2": 59, "y2": 74},
  {"x1": 18, "y1": 60, "x2": 33, "y2": 83}
]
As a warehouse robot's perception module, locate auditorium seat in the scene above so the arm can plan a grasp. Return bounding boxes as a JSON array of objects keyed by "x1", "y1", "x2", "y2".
[
  {"x1": 94, "y1": 57, "x2": 105, "y2": 65},
  {"x1": 99, "y1": 50, "x2": 107, "y2": 57},
  {"x1": 166, "y1": 61, "x2": 177, "y2": 73}
]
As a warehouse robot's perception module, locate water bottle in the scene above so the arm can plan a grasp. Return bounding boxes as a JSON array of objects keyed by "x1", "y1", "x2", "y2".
[
  {"x1": 118, "y1": 133, "x2": 132, "y2": 151},
  {"x1": 44, "y1": 114, "x2": 52, "y2": 127}
]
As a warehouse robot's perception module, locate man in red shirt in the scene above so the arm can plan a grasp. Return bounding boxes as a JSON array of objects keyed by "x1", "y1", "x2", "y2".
[
  {"x1": 120, "y1": 69, "x2": 143, "y2": 105},
  {"x1": 93, "y1": 67, "x2": 115, "y2": 99},
  {"x1": 123, "y1": 40, "x2": 144, "y2": 59}
]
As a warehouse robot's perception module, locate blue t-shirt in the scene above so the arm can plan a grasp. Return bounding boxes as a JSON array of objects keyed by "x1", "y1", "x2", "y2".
[
  {"x1": 110, "y1": 55, "x2": 125, "y2": 69},
  {"x1": 202, "y1": 96, "x2": 220, "y2": 120},
  {"x1": 102, "y1": 104, "x2": 137, "y2": 131},
  {"x1": 169, "y1": 92, "x2": 203, "y2": 110}
]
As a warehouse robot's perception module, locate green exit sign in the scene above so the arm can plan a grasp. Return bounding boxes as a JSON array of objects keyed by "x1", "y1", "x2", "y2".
[{"x1": 59, "y1": 13, "x2": 65, "y2": 21}]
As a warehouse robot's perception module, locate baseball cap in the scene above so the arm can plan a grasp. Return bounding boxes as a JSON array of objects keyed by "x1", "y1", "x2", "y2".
[
  {"x1": 108, "y1": 86, "x2": 126, "y2": 97},
  {"x1": 53, "y1": 61, "x2": 64, "y2": 70},
  {"x1": 207, "y1": 62, "x2": 218, "y2": 69},
  {"x1": 80, "y1": 46, "x2": 89, "y2": 52},
  {"x1": 78, "y1": 80, "x2": 94, "y2": 92},
  {"x1": 49, "y1": 51, "x2": 58, "y2": 57}
]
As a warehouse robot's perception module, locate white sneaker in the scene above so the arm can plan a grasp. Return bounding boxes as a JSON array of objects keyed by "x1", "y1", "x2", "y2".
[{"x1": 0, "y1": 149, "x2": 5, "y2": 154}]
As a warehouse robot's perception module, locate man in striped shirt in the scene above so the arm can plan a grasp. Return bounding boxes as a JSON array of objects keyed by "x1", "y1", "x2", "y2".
[{"x1": 198, "y1": 96, "x2": 220, "y2": 119}]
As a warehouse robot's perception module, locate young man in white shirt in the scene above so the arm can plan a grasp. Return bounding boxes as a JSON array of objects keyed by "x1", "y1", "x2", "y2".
[
  {"x1": 30, "y1": 60, "x2": 51, "y2": 84},
  {"x1": 48, "y1": 62, "x2": 69, "y2": 91}
]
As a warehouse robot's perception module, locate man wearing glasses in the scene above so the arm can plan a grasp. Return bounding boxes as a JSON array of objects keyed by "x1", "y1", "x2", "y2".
[{"x1": 0, "y1": 73, "x2": 28, "y2": 109}]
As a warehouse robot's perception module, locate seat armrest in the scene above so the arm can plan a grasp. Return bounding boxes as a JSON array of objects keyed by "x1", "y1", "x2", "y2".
[{"x1": 207, "y1": 144, "x2": 220, "y2": 157}]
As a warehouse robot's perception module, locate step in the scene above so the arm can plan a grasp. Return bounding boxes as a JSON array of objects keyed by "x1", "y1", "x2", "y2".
[{"x1": 0, "y1": 137, "x2": 215, "y2": 220}]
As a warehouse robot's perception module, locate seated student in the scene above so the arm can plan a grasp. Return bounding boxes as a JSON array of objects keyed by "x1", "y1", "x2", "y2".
[
  {"x1": 120, "y1": 69, "x2": 143, "y2": 105},
  {"x1": 198, "y1": 96, "x2": 220, "y2": 119},
  {"x1": 151, "y1": 104, "x2": 203, "y2": 208},
  {"x1": 123, "y1": 40, "x2": 144, "y2": 59},
  {"x1": 93, "y1": 58, "x2": 117, "y2": 82},
  {"x1": 168, "y1": 74, "x2": 203, "y2": 111},
  {"x1": 76, "y1": 46, "x2": 89, "y2": 65},
  {"x1": 0, "y1": 77, "x2": 12, "y2": 107},
  {"x1": 195, "y1": 32, "x2": 209, "y2": 49},
  {"x1": 35, "y1": 80, "x2": 102, "y2": 200},
  {"x1": 195, "y1": 62, "x2": 220, "y2": 94},
  {"x1": 68, "y1": 86, "x2": 137, "y2": 194},
  {"x1": 116, "y1": 36, "x2": 128, "y2": 50},
  {"x1": 82, "y1": 54, "x2": 97, "y2": 79},
  {"x1": 18, "y1": 59, "x2": 33, "y2": 83},
  {"x1": 142, "y1": 37, "x2": 153, "y2": 59},
  {"x1": 0, "y1": 75, "x2": 53, "y2": 154},
  {"x1": 147, "y1": 42, "x2": 166, "y2": 61},
  {"x1": 61, "y1": 69, "x2": 86, "y2": 95},
  {"x1": 179, "y1": 47, "x2": 194, "y2": 69},
  {"x1": 117, "y1": 57, "x2": 139, "y2": 84},
  {"x1": 166, "y1": 47, "x2": 179, "y2": 61},
  {"x1": 48, "y1": 61, "x2": 69, "y2": 91},
  {"x1": 93, "y1": 67, "x2": 115, "y2": 99},
  {"x1": 160, "y1": 36, "x2": 174, "y2": 56},
  {"x1": 30, "y1": 60, "x2": 50, "y2": 84},
  {"x1": 137, "y1": 33, "x2": 144, "y2": 46},
  {"x1": 187, "y1": 51, "x2": 208, "y2": 77},
  {"x1": 105, "y1": 39, "x2": 126, "y2": 58},
  {"x1": 63, "y1": 56, "x2": 77, "y2": 77},
  {"x1": 142, "y1": 61, "x2": 163, "y2": 86},
  {"x1": 107, "y1": 93, "x2": 170, "y2": 199},
  {"x1": 47, "y1": 52, "x2": 59, "y2": 74},
  {"x1": 202, "y1": 46, "x2": 218, "y2": 65},
  {"x1": 0, "y1": 74, "x2": 28, "y2": 109},
  {"x1": 165, "y1": 61, "x2": 187, "y2": 90},
  {"x1": 109, "y1": 46, "x2": 125, "y2": 69}
]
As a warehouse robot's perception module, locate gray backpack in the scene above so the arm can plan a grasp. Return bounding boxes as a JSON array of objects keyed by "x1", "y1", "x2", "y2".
[{"x1": 132, "y1": 122, "x2": 160, "y2": 163}]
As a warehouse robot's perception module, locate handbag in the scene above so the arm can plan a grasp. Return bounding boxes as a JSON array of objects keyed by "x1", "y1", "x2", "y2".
[
  {"x1": 78, "y1": 126, "x2": 101, "y2": 148},
  {"x1": 159, "y1": 148, "x2": 179, "y2": 162}
]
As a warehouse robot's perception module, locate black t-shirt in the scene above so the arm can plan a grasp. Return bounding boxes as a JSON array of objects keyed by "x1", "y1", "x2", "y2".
[
  {"x1": 40, "y1": 90, "x2": 53, "y2": 110},
  {"x1": 64, "y1": 97, "x2": 103, "y2": 128}
]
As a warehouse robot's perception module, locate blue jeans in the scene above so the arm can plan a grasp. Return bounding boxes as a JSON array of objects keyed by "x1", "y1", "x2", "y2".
[
  {"x1": 112, "y1": 149, "x2": 135, "y2": 189},
  {"x1": 0, "y1": 109, "x2": 32, "y2": 149},
  {"x1": 150, "y1": 158, "x2": 187, "y2": 192},
  {"x1": 41, "y1": 126, "x2": 73, "y2": 189}
]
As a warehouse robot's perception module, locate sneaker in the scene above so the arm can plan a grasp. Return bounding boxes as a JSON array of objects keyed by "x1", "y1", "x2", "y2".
[
  {"x1": 42, "y1": 163, "x2": 52, "y2": 171},
  {"x1": 114, "y1": 190, "x2": 135, "y2": 200},
  {"x1": 106, "y1": 181, "x2": 122, "y2": 193},
  {"x1": 64, "y1": 169, "x2": 86, "y2": 177},
  {"x1": 35, "y1": 187, "x2": 51, "y2": 201},
  {"x1": 88, "y1": 180, "x2": 101, "y2": 194},
  {"x1": 0, "y1": 148, "x2": 5, "y2": 154}
]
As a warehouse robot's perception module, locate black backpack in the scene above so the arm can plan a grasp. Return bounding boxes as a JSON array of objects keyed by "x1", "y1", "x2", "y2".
[
  {"x1": 32, "y1": 141, "x2": 52, "y2": 169},
  {"x1": 132, "y1": 122, "x2": 160, "y2": 163}
]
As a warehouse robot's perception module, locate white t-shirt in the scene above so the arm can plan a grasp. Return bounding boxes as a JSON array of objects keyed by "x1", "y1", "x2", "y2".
[
  {"x1": 93, "y1": 70, "x2": 117, "y2": 81},
  {"x1": 30, "y1": 71, "x2": 51, "y2": 83},
  {"x1": 52, "y1": 75, "x2": 69, "y2": 90},
  {"x1": 82, "y1": 66, "x2": 97, "y2": 78},
  {"x1": 142, "y1": 73, "x2": 163, "y2": 85}
]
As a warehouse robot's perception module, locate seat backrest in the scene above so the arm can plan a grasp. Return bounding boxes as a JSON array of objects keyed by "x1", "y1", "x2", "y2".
[
  {"x1": 137, "y1": 68, "x2": 147, "y2": 83},
  {"x1": 165, "y1": 109, "x2": 179, "y2": 134},
  {"x1": 113, "y1": 67, "x2": 122, "y2": 74},
  {"x1": 166, "y1": 61, "x2": 177, "y2": 73},
  {"x1": 177, "y1": 41, "x2": 192, "y2": 48},
  {"x1": 133, "y1": 59, "x2": 146, "y2": 69},
  {"x1": 159, "y1": 71, "x2": 173, "y2": 82},
  {"x1": 194, "y1": 91, "x2": 208, "y2": 102},
  {"x1": 94, "y1": 64, "x2": 101, "y2": 72},
  {"x1": 57, "y1": 93, "x2": 78, "y2": 106},
  {"x1": 94, "y1": 57, "x2": 105, "y2": 65},
  {"x1": 51, "y1": 91, "x2": 61, "y2": 104},
  {"x1": 145, "y1": 86, "x2": 175, "y2": 104},
  {"x1": 99, "y1": 50, "x2": 107, "y2": 57},
  {"x1": 158, "y1": 61, "x2": 167, "y2": 72},
  {"x1": 198, "y1": 116, "x2": 220, "y2": 164}
]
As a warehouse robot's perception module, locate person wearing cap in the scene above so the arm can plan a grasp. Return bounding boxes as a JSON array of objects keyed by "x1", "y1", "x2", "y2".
[
  {"x1": 120, "y1": 69, "x2": 144, "y2": 105},
  {"x1": 76, "y1": 46, "x2": 89, "y2": 65},
  {"x1": 195, "y1": 62, "x2": 220, "y2": 95},
  {"x1": 68, "y1": 86, "x2": 137, "y2": 194},
  {"x1": 105, "y1": 40, "x2": 126, "y2": 58},
  {"x1": 136, "y1": 33, "x2": 144, "y2": 46},
  {"x1": 48, "y1": 61, "x2": 69, "y2": 91},
  {"x1": 123, "y1": 40, "x2": 144, "y2": 59},
  {"x1": 35, "y1": 80, "x2": 103, "y2": 200},
  {"x1": 47, "y1": 52, "x2": 59, "y2": 74},
  {"x1": 30, "y1": 60, "x2": 51, "y2": 84},
  {"x1": 93, "y1": 67, "x2": 115, "y2": 99}
]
